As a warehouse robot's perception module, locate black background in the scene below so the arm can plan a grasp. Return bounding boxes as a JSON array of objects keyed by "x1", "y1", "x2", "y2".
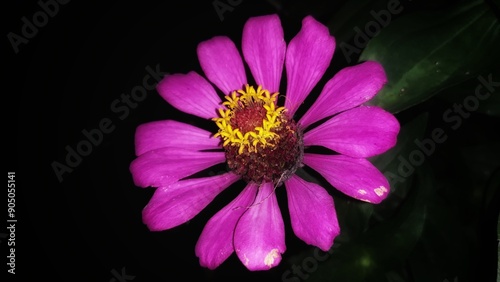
[
  {"x1": 6, "y1": 1, "x2": 312, "y2": 281},
  {"x1": 5, "y1": 0, "x2": 499, "y2": 281}
]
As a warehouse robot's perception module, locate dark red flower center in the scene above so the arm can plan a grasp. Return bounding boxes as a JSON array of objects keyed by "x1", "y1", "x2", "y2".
[{"x1": 213, "y1": 85, "x2": 303, "y2": 185}]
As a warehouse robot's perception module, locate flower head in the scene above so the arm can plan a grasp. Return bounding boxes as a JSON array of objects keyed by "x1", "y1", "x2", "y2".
[{"x1": 130, "y1": 14, "x2": 400, "y2": 271}]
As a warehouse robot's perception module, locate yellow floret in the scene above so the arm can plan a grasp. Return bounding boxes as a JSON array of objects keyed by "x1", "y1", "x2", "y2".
[{"x1": 212, "y1": 85, "x2": 285, "y2": 154}]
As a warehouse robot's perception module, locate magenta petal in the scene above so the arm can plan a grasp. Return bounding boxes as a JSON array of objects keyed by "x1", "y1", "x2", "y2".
[
  {"x1": 156, "y1": 71, "x2": 221, "y2": 119},
  {"x1": 284, "y1": 15, "x2": 335, "y2": 117},
  {"x1": 142, "y1": 172, "x2": 240, "y2": 231},
  {"x1": 129, "y1": 148, "x2": 225, "y2": 188},
  {"x1": 234, "y1": 182, "x2": 286, "y2": 270},
  {"x1": 195, "y1": 183, "x2": 257, "y2": 270},
  {"x1": 303, "y1": 106, "x2": 400, "y2": 158},
  {"x1": 285, "y1": 175, "x2": 339, "y2": 251},
  {"x1": 299, "y1": 61, "x2": 387, "y2": 128},
  {"x1": 242, "y1": 14, "x2": 285, "y2": 94},
  {"x1": 134, "y1": 120, "x2": 220, "y2": 156},
  {"x1": 303, "y1": 154, "x2": 390, "y2": 204},
  {"x1": 197, "y1": 36, "x2": 247, "y2": 95}
]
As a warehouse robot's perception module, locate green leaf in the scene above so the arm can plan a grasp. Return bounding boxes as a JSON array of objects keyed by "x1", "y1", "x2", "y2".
[
  {"x1": 360, "y1": 163, "x2": 431, "y2": 269},
  {"x1": 333, "y1": 200, "x2": 374, "y2": 242},
  {"x1": 326, "y1": 0, "x2": 460, "y2": 55},
  {"x1": 360, "y1": 0, "x2": 500, "y2": 113},
  {"x1": 303, "y1": 113, "x2": 431, "y2": 245},
  {"x1": 303, "y1": 157, "x2": 432, "y2": 282},
  {"x1": 437, "y1": 68, "x2": 500, "y2": 117},
  {"x1": 369, "y1": 112, "x2": 429, "y2": 219},
  {"x1": 283, "y1": 113, "x2": 431, "y2": 282}
]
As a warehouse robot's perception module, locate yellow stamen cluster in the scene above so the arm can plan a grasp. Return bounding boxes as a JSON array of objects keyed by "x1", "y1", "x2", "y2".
[{"x1": 213, "y1": 85, "x2": 285, "y2": 154}]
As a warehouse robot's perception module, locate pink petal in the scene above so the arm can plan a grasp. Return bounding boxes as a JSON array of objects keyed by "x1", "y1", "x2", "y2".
[
  {"x1": 156, "y1": 72, "x2": 221, "y2": 119},
  {"x1": 303, "y1": 106, "x2": 400, "y2": 158},
  {"x1": 242, "y1": 14, "x2": 285, "y2": 94},
  {"x1": 129, "y1": 148, "x2": 225, "y2": 188},
  {"x1": 142, "y1": 172, "x2": 240, "y2": 231},
  {"x1": 284, "y1": 15, "x2": 335, "y2": 117},
  {"x1": 195, "y1": 183, "x2": 257, "y2": 269},
  {"x1": 134, "y1": 120, "x2": 220, "y2": 156},
  {"x1": 303, "y1": 154, "x2": 390, "y2": 204},
  {"x1": 234, "y1": 182, "x2": 286, "y2": 270},
  {"x1": 285, "y1": 175, "x2": 339, "y2": 251},
  {"x1": 197, "y1": 36, "x2": 247, "y2": 95},
  {"x1": 299, "y1": 61, "x2": 387, "y2": 128}
]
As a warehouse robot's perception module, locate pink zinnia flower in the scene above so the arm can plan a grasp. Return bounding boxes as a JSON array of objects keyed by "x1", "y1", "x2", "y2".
[{"x1": 130, "y1": 14, "x2": 400, "y2": 271}]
